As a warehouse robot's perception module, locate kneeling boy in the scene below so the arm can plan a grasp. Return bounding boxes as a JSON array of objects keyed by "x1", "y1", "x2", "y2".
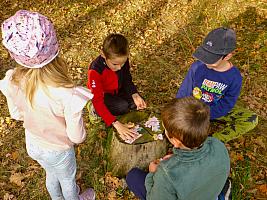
[{"x1": 126, "y1": 97, "x2": 230, "y2": 200}]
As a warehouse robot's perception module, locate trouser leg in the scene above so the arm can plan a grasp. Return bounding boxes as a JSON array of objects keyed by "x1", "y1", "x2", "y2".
[
  {"x1": 212, "y1": 106, "x2": 258, "y2": 142},
  {"x1": 126, "y1": 167, "x2": 148, "y2": 200},
  {"x1": 117, "y1": 90, "x2": 137, "y2": 110},
  {"x1": 104, "y1": 93, "x2": 130, "y2": 116},
  {"x1": 25, "y1": 135, "x2": 79, "y2": 200}
]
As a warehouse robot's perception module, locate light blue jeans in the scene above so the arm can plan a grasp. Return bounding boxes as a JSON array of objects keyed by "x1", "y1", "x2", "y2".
[{"x1": 25, "y1": 134, "x2": 79, "y2": 200}]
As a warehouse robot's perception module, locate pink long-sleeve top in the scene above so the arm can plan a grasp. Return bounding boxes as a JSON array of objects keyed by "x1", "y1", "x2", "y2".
[{"x1": 0, "y1": 69, "x2": 93, "y2": 150}]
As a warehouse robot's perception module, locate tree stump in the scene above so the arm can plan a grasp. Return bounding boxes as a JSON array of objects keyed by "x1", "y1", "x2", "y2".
[
  {"x1": 108, "y1": 132, "x2": 167, "y2": 177},
  {"x1": 107, "y1": 111, "x2": 168, "y2": 177}
]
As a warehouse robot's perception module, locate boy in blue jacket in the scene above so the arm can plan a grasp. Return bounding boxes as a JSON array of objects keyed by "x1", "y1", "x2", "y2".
[
  {"x1": 176, "y1": 27, "x2": 258, "y2": 142},
  {"x1": 126, "y1": 97, "x2": 230, "y2": 200}
]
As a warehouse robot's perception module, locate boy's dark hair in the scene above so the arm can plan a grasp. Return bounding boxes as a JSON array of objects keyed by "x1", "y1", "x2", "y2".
[
  {"x1": 161, "y1": 97, "x2": 210, "y2": 148},
  {"x1": 102, "y1": 34, "x2": 129, "y2": 59}
]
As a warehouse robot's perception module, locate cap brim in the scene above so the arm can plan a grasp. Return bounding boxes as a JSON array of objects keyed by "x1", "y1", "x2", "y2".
[{"x1": 193, "y1": 46, "x2": 223, "y2": 65}]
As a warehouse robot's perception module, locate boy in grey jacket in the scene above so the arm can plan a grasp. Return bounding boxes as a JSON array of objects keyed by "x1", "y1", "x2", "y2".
[{"x1": 126, "y1": 97, "x2": 230, "y2": 200}]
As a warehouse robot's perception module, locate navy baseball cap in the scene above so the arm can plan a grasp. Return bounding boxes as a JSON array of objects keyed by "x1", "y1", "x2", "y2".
[{"x1": 193, "y1": 27, "x2": 236, "y2": 64}]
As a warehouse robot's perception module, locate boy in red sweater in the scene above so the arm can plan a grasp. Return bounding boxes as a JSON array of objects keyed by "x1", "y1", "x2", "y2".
[{"x1": 87, "y1": 34, "x2": 146, "y2": 140}]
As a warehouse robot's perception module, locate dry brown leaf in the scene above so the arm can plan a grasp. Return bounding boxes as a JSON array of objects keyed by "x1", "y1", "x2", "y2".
[
  {"x1": 258, "y1": 184, "x2": 267, "y2": 194},
  {"x1": 253, "y1": 136, "x2": 266, "y2": 150},
  {"x1": 236, "y1": 153, "x2": 244, "y2": 161},
  {"x1": 246, "y1": 152, "x2": 256, "y2": 161},
  {"x1": 107, "y1": 190, "x2": 117, "y2": 200},
  {"x1": 3, "y1": 193, "x2": 15, "y2": 200},
  {"x1": 11, "y1": 151, "x2": 19, "y2": 160},
  {"x1": 76, "y1": 171, "x2": 82, "y2": 181},
  {"x1": 230, "y1": 151, "x2": 245, "y2": 163},
  {"x1": 105, "y1": 172, "x2": 121, "y2": 190},
  {"x1": 9, "y1": 172, "x2": 25, "y2": 186}
]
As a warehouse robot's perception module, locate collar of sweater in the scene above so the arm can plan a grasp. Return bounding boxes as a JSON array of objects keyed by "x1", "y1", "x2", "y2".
[{"x1": 172, "y1": 137, "x2": 212, "y2": 162}]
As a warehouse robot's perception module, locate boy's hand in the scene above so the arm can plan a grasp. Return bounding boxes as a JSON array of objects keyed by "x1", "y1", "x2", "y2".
[
  {"x1": 112, "y1": 121, "x2": 137, "y2": 141},
  {"x1": 132, "y1": 93, "x2": 147, "y2": 110},
  {"x1": 149, "y1": 155, "x2": 173, "y2": 173},
  {"x1": 149, "y1": 160, "x2": 160, "y2": 173},
  {"x1": 162, "y1": 154, "x2": 173, "y2": 160}
]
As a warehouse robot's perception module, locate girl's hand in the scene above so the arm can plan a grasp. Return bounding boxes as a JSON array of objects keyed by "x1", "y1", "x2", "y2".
[
  {"x1": 149, "y1": 160, "x2": 160, "y2": 173},
  {"x1": 132, "y1": 93, "x2": 147, "y2": 110},
  {"x1": 112, "y1": 121, "x2": 137, "y2": 141}
]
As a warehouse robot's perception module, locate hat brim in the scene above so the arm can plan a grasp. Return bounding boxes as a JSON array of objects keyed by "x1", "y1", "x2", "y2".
[{"x1": 193, "y1": 46, "x2": 223, "y2": 65}]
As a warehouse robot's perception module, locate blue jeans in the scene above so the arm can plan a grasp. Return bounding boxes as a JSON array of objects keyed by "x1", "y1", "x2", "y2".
[{"x1": 25, "y1": 134, "x2": 79, "y2": 200}]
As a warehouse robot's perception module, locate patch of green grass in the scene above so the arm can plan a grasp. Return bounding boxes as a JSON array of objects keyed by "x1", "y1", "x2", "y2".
[
  {"x1": 231, "y1": 157, "x2": 252, "y2": 200},
  {"x1": 78, "y1": 123, "x2": 107, "y2": 192}
]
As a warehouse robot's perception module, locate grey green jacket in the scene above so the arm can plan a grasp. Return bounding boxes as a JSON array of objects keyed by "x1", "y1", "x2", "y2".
[{"x1": 145, "y1": 137, "x2": 230, "y2": 200}]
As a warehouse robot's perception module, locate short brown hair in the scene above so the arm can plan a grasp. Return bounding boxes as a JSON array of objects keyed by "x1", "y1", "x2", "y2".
[
  {"x1": 102, "y1": 34, "x2": 129, "y2": 59},
  {"x1": 161, "y1": 97, "x2": 210, "y2": 148}
]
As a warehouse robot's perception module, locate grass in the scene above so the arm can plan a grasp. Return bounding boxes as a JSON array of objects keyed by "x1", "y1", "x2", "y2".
[
  {"x1": 0, "y1": 0, "x2": 266, "y2": 199},
  {"x1": 232, "y1": 157, "x2": 252, "y2": 200}
]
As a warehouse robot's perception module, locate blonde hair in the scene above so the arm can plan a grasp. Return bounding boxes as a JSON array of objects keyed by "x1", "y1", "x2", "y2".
[{"x1": 11, "y1": 56, "x2": 74, "y2": 107}]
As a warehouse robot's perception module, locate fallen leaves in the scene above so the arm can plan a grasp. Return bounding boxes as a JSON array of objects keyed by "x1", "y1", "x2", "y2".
[
  {"x1": 8, "y1": 164, "x2": 39, "y2": 188},
  {"x1": 230, "y1": 151, "x2": 245, "y2": 162},
  {"x1": 253, "y1": 136, "x2": 266, "y2": 150},
  {"x1": 0, "y1": 0, "x2": 267, "y2": 199},
  {"x1": 3, "y1": 193, "x2": 16, "y2": 200},
  {"x1": 105, "y1": 172, "x2": 122, "y2": 190},
  {"x1": 9, "y1": 172, "x2": 25, "y2": 187},
  {"x1": 11, "y1": 151, "x2": 19, "y2": 161},
  {"x1": 104, "y1": 172, "x2": 129, "y2": 200},
  {"x1": 0, "y1": 116, "x2": 19, "y2": 138},
  {"x1": 258, "y1": 184, "x2": 267, "y2": 195}
]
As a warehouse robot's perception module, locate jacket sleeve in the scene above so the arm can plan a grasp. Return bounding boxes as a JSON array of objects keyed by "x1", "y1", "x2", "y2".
[
  {"x1": 210, "y1": 74, "x2": 242, "y2": 119},
  {"x1": 64, "y1": 87, "x2": 93, "y2": 144},
  {"x1": 122, "y1": 60, "x2": 138, "y2": 95},
  {"x1": 0, "y1": 69, "x2": 23, "y2": 121},
  {"x1": 87, "y1": 69, "x2": 116, "y2": 126},
  {"x1": 145, "y1": 166, "x2": 178, "y2": 200},
  {"x1": 176, "y1": 62, "x2": 199, "y2": 98}
]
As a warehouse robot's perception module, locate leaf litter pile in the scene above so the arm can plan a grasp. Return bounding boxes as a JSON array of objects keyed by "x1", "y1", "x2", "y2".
[{"x1": 0, "y1": 0, "x2": 266, "y2": 199}]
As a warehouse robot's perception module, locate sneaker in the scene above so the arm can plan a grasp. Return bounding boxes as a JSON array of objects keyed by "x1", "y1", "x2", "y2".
[
  {"x1": 86, "y1": 101, "x2": 102, "y2": 124},
  {"x1": 218, "y1": 178, "x2": 232, "y2": 200},
  {"x1": 79, "y1": 188, "x2": 95, "y2": 200}
]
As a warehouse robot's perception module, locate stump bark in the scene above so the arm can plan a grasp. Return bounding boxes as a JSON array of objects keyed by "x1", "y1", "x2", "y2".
[{"x1": 108, "y1": 131, "x2": 167, "y2": 177}]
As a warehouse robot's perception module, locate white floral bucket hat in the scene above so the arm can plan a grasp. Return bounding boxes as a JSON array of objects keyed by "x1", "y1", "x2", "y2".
[{"x1": 1, "y1": 10, "x2": 59, "y2": 68}]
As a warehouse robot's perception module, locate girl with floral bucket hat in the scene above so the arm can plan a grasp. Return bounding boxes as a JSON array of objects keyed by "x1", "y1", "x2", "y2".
[{"x1": 0, "y1": 10, "x2": 95, "y2": 200}]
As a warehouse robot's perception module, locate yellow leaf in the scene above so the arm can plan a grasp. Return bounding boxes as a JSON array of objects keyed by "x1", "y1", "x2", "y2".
[{"x1": 5, "y1": 117, "x2": 11, "y2": 125}]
